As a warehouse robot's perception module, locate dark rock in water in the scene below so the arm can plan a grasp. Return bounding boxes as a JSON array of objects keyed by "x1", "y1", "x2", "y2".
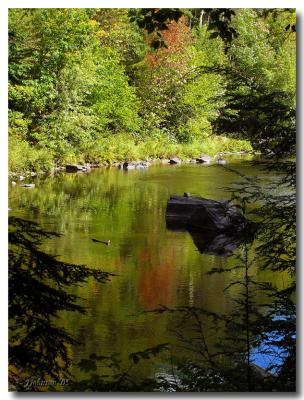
[
  {"x1": 169, "y1": 158, "x2": 181, "y2": 164},
  {"x1": 166, "y1": 195, "x2": 257, "y2": 255},
  {"x1": 166, "y1": 195, "x2": 248, "y2": 232},
  {"x1": 66, "y1": 164, "x2": 90, "y2": 172},
  {"x1": 196, "y1": 155, "x2": 212, "y2": 164},
  {"x1": 120, "y1": 161, "x2": 150, "y2": 170},
  {"x1": 53, "y1": 166, "x2": 66, "y2": 172},
  {"x1": 21, "y1": 183, "x2": 35, "y2": 188},
  {"x1": 136, "y1": 161, "x2": 150, "y2": 169},
  {"x1": 122, "y1": 162, "x2": 136, "y2": 170}
]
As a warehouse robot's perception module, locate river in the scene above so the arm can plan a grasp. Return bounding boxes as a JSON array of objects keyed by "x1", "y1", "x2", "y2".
[{"x1": 8, "y1": 156, "x2": 294, "y2": 390}]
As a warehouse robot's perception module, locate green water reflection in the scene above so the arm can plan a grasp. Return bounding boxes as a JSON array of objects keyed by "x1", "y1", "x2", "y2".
[{"x1": 9, "y1": 158, "x2": 291, "y2": 385}]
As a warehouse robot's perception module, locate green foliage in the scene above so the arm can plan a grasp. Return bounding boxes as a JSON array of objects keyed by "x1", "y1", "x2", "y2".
[
  {"x1": 135, "y1": 53, "x2": 190, "y2": 136},
  {"x1": 9, "y1": 138, "x2": 53, "y2": 173},
  {"x1": 8, "y1": 110, "x2": 30, "y2": 140},
  {"x1": 94, "y1": 9, "x2": 147, "y2": 80},
  {"x1": 8, "y1": 8, "x2": 296, "y2": 172},
  {"x1": 134, "y1": 18, "x2": 227, "y2": 144},
  {"x1": 215, "y1": 84, "x2": 296, "y2": 157},
  {"x1": 177, "y1": 25, "x2": 227, "y2": 142},
  {"x1": 9, "y1": 8, "x2": 141, "y2": 171},
  {"x1": 76, "y1": 132, "x2": 251, "y2": 164},
  {"x1": 214, "y1": 9, "x2": 296, "y2": 157}
]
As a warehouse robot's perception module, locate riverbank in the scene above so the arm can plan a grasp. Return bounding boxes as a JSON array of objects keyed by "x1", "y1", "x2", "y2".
[
  {"x1": 9, "y1": 135, "x2": 252, "y2": 176},
  {"x1": 8, "y1": 150, "x2": 257, "y2": 185}
]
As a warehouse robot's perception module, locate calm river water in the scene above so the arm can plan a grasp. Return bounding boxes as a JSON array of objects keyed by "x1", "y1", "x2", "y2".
[{"x1": 9, "y1": 156, "x2": 291, "y2": 385}]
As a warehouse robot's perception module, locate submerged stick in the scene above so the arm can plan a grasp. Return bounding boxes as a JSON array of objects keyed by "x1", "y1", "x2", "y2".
[{"x1": 91, "y1": 238, "x2": 111, "y2": 245}]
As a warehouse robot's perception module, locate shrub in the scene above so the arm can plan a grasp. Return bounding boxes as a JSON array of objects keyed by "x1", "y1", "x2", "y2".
[{"x1": 9, "y1": 138, "x2": 53, "y2": 173}]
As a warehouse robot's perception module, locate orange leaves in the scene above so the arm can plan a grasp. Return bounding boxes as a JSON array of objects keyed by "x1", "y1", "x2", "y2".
[
  {"x1": 146, "y1": 16, "x2": 191, "y2": 68},
  {"x1": 162, "y1": 16, "x2": 191, "y2": 53}
]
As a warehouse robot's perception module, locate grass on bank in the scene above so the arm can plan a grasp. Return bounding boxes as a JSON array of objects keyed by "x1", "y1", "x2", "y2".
[{"x1": 9, "y1": 134, "x2": 252, "y2": 174}]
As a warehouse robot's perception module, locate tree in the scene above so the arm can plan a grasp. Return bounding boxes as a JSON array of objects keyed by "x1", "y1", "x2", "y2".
[
  {"x1": 135, "y1": 16, "x2": 192, "y2": 138},
  {"x1": 9, "y1": 9, "x2": 141, "y2": 167},
  {"x1": 213, "y1": 9, "x2": 296, "y2": 158},
  {"x1": 9, "y1": 217, "x2": 113, "y2": 390}
]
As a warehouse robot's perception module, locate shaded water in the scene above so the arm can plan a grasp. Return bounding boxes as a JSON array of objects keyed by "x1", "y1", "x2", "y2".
[{"x1": 9, "y1": 157, "x2": 292, "y2": 388}]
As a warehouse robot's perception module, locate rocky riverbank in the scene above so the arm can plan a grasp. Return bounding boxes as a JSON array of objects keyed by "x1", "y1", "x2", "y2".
[{"x1": 9, "y1": 150, "x2": 257, "y2": 185}]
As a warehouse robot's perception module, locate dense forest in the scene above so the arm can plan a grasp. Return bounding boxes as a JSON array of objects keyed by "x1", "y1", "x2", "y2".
[{"x1": 8, "y1": 8, "x2": 296, "y2": 173}]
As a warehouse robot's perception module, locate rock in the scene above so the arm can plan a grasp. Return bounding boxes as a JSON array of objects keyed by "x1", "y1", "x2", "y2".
[
  {"x1": 160, "y1": 159, "x2": 170, "y2": 164},
  {"x1": 119, "y1": 161, "x2": 151, "y2": 170},
  {"x1": 19, "y1": 175, "x2": 25, "y2": 181},
  {"x1": 21, "y1": 183, "x2": 35, "y2": 188},
  {"x1": 216, "y1": 152, "x2": 227, "y2": 164},
  {"x1": 135, "y1": 161, "x2": 150, "y2": 169},
  {"x1": 11, "y1": 181, "x2": 16, "y2": 186},
  {"x1": 30, "y1": 172, "x2": 37, "y2": 177},
  {"x1": 169, "y1": 158, "x2": 181, "y2": 164},
  {"x1": 166, "y1": 195, "x2": 257, "y2": 255},
  {"x1": 65, "y1": 164, "x2": 90, "y2": 172},
  {"x1": 122, "y1": 162, "x2": 136, "y2": 170},
  {"x1": 166, "y1": 195, "x2": 249, "y2": 233},
  {"x1": 196, "y1": 155, "x2": 212, "y2": 164},
  {"x1": 189, "y1": 159, "x2": 197, "y2": 163}
]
